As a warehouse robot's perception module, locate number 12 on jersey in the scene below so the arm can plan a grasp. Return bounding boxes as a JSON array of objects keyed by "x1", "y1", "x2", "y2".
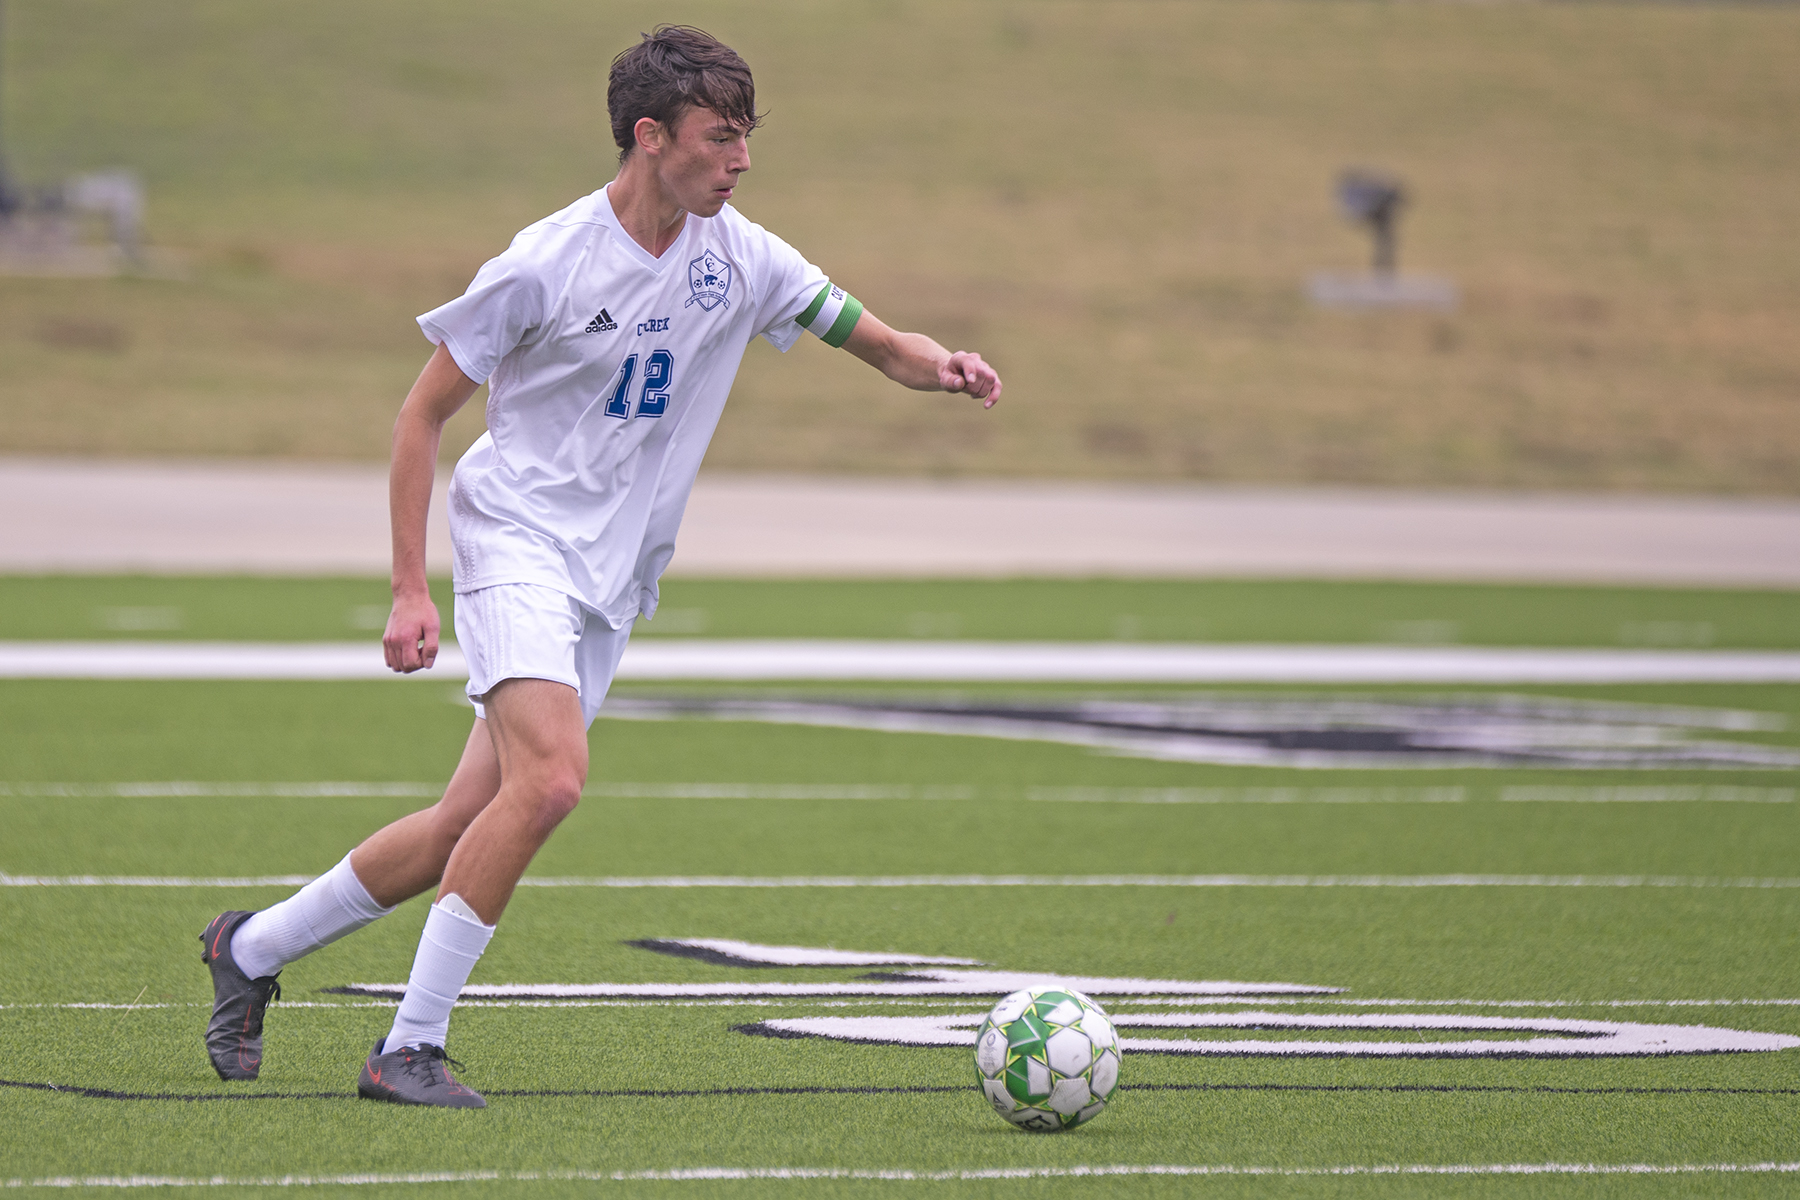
[{"x1": 603, "y1": 350, "x2": 676, "y2": 420}]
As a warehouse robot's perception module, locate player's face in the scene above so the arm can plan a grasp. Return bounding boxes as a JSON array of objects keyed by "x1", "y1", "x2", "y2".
[{"x1": 658, "y1": 107, "x2": 752, "y2": 218}]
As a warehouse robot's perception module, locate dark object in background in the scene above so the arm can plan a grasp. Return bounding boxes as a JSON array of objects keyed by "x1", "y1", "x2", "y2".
[
  {"x1": 1336, "y1": 169, "x2": 1406, "y2": 275},
  {"x1": 1309, "y1": 168, "x2": 1455, "y2": 312}
]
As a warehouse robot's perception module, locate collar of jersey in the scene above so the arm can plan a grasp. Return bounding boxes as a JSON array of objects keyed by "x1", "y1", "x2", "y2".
[{"x1": 599, "y1": 182, "x2": 689, "y2": 275}]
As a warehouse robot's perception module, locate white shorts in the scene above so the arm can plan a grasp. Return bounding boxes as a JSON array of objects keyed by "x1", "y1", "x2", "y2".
[{"x1": 454, "y1": 583, "x2": 634, "y2": 727}]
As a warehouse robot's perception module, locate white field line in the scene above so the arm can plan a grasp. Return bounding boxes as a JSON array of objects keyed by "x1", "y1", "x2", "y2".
[
  {"x1": 1499, "y1": 785, "x2": 1796, "y2": 803},
  {"x1": 766, "y1": 1009, "x2": 1800, "y2": 1056},
  {"x1": 10, "y1": 783, "x2": 1798, "y2": 805},
  {"x1": 7, "y1": 1162, "x2": 1800, "y2": 1187},
  {"x1": 583, "y1": 783, "x2": 976, "y2": 801},
  {"x1": 7, "y1": 873, "x2": 1800, "y2": 889},
  {"x1": 1033, "y1": 785, "x2": 1797, "y2": 804},
  {"x1": 524, "y1": 874, "x2": 1800, "y2": 888},
  {"x1": 0, "y1": 875, "x2": 317, "y2": 887},
  {"x1": 11, "y1": 997, "x2": 1800, "y2": 1011},
  {"x1": 0, "y1": 782, "x2": 969, "y2": 801},
  {"x1": 0, "y1": 782, "x2": 442, "y2": 799},
  {"x1": 1119, "y1": 997, "x2": 1800, "y2": 1009},
  {"x1": 14, "y1": 998, "x2": 1800, "y2": 1013},
  {"x1": 0, "y1": 1002, "x2": 391, "y2": 1011},
  {"x1": 6, "y1": 640, "x2": 1800, "y2": 682},
  {"x1": 1031, "y1": 786, "x2": 1473, "y2": 804}
]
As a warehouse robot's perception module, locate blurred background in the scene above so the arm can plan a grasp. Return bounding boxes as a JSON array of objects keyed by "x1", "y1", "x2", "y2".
[{"x1": 4, "y1": 0, "x2": 1796, "y2": 494}]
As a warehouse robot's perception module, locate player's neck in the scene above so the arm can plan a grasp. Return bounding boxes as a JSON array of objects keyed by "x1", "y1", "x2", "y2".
[{"x1": 606, "y1": 171, "x2": 689, "y2": 260}]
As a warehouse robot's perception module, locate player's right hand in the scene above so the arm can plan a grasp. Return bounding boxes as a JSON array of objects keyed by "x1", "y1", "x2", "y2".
[{"x1": 383, "y1": 594, "x2": 441, "y2": 673}]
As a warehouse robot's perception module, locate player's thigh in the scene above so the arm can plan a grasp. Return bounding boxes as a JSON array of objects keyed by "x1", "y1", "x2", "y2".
[{"x1": 482, "y1": 677, "x2": 589, "y2": 786}]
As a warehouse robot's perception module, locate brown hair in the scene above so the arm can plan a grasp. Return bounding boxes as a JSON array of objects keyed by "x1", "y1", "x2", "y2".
[{"x1": 608, "y1": 26, "x2": 762, "y2": 162}]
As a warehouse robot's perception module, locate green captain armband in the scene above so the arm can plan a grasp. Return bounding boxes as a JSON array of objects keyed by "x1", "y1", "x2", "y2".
[{"x1": 797, "y1": 282, "x2": 864, "y2": 348}]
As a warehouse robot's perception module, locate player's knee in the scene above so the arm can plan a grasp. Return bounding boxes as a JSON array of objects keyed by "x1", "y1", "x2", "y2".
[{"x1": 532, "y1": 769, "x2": 585, "y2": 829}]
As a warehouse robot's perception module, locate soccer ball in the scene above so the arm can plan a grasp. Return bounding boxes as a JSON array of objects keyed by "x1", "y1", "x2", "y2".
[{"x1": 973, "y1": 985, "x2": 1120, "y2": 1132}]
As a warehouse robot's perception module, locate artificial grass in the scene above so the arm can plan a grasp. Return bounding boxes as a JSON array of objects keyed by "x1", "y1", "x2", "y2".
[
  {"x1": 3, "y1": 672, "x2": 1799, "y2": 1193},
  {"x1": 4, "y1": 883, "x2": 1800, "y2": 1189},
  {"x1": 0, "y1": 576, "x2": 1794, "y2": 647},
  {"x1": 2, "y1": 574, "x2": 1797, "y2": 1193}
]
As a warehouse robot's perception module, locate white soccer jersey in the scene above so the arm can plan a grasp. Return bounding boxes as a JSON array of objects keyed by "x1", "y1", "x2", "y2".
[{"x1": 418, "y1": 185, "x2": 853, "y2": 626}]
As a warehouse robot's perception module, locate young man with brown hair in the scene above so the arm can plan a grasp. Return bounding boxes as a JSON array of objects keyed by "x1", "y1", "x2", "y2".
[{"x1": 198, "y1": 25, "x2": 1001, "y2": 1108}]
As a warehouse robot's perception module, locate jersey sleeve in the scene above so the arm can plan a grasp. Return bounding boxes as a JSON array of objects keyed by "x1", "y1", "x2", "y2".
[
  {"x1": 416, "y1": 233, "x2": 556, "y2": 383},
  {"x1": 748, "y1": 228, "x2": 834, "y2": 352}
]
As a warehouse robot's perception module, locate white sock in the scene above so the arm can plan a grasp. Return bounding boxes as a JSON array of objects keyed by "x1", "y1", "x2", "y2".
[
  {"x1": 231, "y1": 852, "x2": 396, "y2": 980},
  {"x1": 383, "y1": 896, "x2": 495, "y2": 1052}
]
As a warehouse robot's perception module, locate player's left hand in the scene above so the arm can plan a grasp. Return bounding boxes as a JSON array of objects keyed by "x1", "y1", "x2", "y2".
[{"x1": 941, "y1": 351, "x2": 1002, "y2": 408}]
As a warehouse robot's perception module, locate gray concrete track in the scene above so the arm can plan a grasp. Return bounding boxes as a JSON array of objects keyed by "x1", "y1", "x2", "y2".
[{"x1": 5, "y1": 457, "x2": 1795, "y2": 585}]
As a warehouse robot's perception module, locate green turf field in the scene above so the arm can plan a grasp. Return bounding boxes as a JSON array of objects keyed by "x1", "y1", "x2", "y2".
[
  {"x1": 1, "y1": 578, "x2": 1798, "y2": 1194},
  {"x1": 2, "y1": 575, "x2": 1795, "y2": 648}
]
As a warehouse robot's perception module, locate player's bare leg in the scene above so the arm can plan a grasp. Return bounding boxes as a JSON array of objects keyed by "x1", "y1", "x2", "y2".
[
  {"x1": 434, "y1": 678, "x2": 588, "y2": 922},
  {"x1": 200, "y1": 719, "x2": 502, "y2": 1081},
  {"x1": 360, "y1": 678, "x2": 587, "y2": 1107},
  {"x1": 348, "y1": 719, "x2": 505, "y2": 907}
]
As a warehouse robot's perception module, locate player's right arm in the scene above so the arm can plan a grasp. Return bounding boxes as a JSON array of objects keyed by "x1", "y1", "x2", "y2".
[
  {"x1": 786, "y1": 280, "x2": 1001, "y2": 406},
  {"x1": 385, "y1": 342, "x2": 481, "y2": 673}
]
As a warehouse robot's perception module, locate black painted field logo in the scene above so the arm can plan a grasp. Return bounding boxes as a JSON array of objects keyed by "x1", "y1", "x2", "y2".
[
  {"x1": 602, "y1": 693, "x2": 1797, "y2": 771},
  {"x1": 335, "y1": 939, "x2": 1800, "y2": 1059}
]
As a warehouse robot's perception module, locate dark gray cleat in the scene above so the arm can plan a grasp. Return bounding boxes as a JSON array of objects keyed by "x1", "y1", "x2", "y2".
[
  {"x1": 198, "y1": 910, "x2": 281, "y2": 1081},
  {"x1": 357, "y1": 1038, "x2": 487, "y2": 1108}
]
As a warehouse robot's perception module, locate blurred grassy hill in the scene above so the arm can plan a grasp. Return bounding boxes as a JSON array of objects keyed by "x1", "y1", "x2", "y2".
[{"x1": 2, "y1": 0, "x2": 1797, "y2": 492}]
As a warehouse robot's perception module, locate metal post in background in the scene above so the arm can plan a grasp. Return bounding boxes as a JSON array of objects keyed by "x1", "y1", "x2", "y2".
[
  {"x1": 0, "y1": 0, "x2": 15, "y2": 217},
  {"x1": 1308, "y1": 166, "x2": 1456, "y2": 311}
]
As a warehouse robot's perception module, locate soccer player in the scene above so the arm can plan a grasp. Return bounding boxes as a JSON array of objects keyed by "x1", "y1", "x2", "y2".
[{"x1": 198, "y1": 26, "x2": 1001, "y2": 1108}]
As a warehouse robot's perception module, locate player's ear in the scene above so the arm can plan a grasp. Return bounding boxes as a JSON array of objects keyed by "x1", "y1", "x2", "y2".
[{"x1": 634, "y1": 116, "x2": 665, "y2": 156}]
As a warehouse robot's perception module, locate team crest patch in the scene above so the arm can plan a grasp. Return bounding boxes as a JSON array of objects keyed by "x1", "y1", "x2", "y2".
[{"x1": 686, "y1": 249, "x2": 733, "y2": 311}]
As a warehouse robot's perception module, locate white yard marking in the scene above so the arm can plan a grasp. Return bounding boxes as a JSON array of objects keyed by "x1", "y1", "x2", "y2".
[
  {"x1": 0, "y1": 642, "x2": 462, "y2": 681},
  {"x1": 0, "y1": 782, "x2": 441, "y2": 799},
  {"x1": 1500, "y1": 785, "x2": 1795, "y2": 803},
  {"x1": 13, "y1": 782, "x2": 1799, "y2": 805},
  {"x1": 513, "y1": 874, "x2": 1800, "y2": 889},
  {"x1": 5, "y1": 640, "x2": 1800, "y2": 682},
  {"x1": 8, "y1": 782, "x2": 1794, "y2": 804},
  {"x1": 15, "y1": 997, "x2": 1800, "y2": 1011},
  {"x1": 7, "y1": 1162, "x2": 1800, "y2": 1187},
  {"x1": 7, "y1": 873, "x2": 1800, "y2": 889},
  {"x1": 754, "y1": 1011, "x2": 1800, "y2": 1058},
  {"x1": 345, "y1": 971, "x2": 1338, "y2": 1002},
  {"x1": 0, "y1": 874, "x2": 316, "y2": 887},
  {"x1": 585, "y1": 784, "x2": 973, "y2": 801},
  {"x1": 0, "y1": 782, "x2": 967, "y2": 801},
  {"x1": 0, "y1": 1002, "x2": 386, "y2": 1011},
  {"x1": 1124, "y1": 997, "x2": 1800, "y2": 1009},
  {"x1": 1032, "y1": 786, "x2": 1472, "y2": 804},
  {"x1": 1036, "y1": 785, "x2": 1798, "y2": 804}
]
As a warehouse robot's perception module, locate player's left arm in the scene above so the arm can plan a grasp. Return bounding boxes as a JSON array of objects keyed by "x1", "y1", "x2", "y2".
[{"x1": 842, "y1": 311, "x2": 1002, "y2": 408}]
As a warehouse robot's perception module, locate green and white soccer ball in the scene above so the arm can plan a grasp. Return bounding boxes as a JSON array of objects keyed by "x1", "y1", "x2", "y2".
[{"x1": 973, "y1": 985, "x2": 1120, "y2": 1132}]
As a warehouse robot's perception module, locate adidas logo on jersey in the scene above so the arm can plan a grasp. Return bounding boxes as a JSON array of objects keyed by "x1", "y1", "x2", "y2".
[{"x1": 584, "y1": 309, "x2": 618, "y2": 333}]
